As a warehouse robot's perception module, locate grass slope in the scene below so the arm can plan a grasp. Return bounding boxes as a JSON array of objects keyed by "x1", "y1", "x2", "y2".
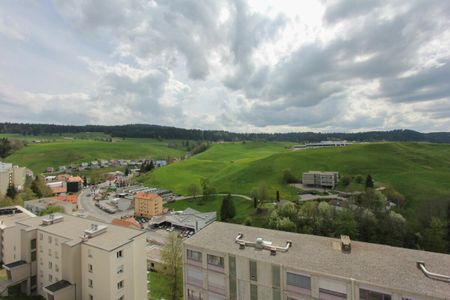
[
  {"x1": 143, "y1": 142, "x2": 450, "y2": 217},
  {"x1": 140, "y1": 141, "x2": 293, "y2": 194},
  {"x1": 4, "y1": 138, "x2": 185, "y2": 173}
]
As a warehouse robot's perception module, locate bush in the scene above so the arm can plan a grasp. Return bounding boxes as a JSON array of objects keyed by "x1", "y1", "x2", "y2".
[{"x1": 282, "y1": 169, "x2": 298, "y2": 184}]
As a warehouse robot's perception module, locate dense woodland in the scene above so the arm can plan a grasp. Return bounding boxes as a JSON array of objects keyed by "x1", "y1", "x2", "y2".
[{"x1": 1, "y1": 122, "x2": 450, "y2": 143}]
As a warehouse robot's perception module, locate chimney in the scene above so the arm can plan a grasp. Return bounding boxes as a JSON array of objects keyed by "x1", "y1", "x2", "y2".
[{"x1": 340, "y1": 235, "x2": 351, "y2": 253}]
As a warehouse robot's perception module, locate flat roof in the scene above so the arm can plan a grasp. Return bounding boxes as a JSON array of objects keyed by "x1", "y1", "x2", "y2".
[
  {"x1": 0, "y1": 206, "x2": 35, "y2": 228},
  {"x1": 185, "y1": 222, "x2": 450, "y2": 298},
  {"x1": 3, "y1": 260, "x2": 27, "y2": 269},
  {"x1": 17, "y1": 214, "x2": 145, "y2": 251},
  {"x1": 45, "y1": 280, "x2": 72, "y2": 293}
]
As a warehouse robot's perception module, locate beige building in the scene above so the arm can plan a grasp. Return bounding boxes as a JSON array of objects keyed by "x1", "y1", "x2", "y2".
[
  {"x1": 2, "y1": 212, "x2": 147, "y2": 300},
  {"x1": 0, "y1": 162, "x2": 27, "y2": 196},
  {"x1": 134, "y1": 192, "x2": 163, "y2": 218},
  {"x1": 183, "y1": 222, "x2": 450, "y2": 300},
  {"x1": 0, "y1": 206, "x2": 35, "y2": 266},
  {"x1": 302, "y1": 171, "x2": 339, "y2": 189}
]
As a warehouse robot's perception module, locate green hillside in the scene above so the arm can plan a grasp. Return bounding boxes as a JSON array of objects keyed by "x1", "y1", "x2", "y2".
[
  {"x1": 142, "y1": 142, "x2": 450, "y2": 216},
  {"x1": 3, "y1": 138, "x2": 185, "y2": 173}
]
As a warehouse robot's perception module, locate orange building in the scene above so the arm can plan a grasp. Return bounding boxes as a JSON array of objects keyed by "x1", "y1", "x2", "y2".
[{"x1": 134, "y1": 192, "x2": 163, "y2": 218}]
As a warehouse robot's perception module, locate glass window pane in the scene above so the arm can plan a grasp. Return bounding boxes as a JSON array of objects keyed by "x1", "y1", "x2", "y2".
[
  {"x1": 272, "y1": 265, "x2": 280, "y2": 288},
  {"x1": 250, "y1": 260, "x2": 257, "y2": 281},
  {"x1": 287, "y1": 272, "x2": 311, "y2": 290}
]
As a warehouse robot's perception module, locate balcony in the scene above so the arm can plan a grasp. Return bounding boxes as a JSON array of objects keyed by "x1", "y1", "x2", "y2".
[
  {"x1": 3, "y1": 260, "x2": 29, "y2": 283},
  {"x1": 44, "y1": 280, "x2": 75, "y2": 300}
]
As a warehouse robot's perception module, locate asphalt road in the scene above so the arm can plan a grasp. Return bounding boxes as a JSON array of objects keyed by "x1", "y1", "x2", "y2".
[{"x1": 78, "y1": 188, "x2": 130, "y2": 223}]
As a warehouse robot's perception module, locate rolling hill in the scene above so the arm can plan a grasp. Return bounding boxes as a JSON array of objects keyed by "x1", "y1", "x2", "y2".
[
  {"x1": 141, "y1": 142, "x2": 450, "y2": 219},
  {"x1": 3, "y1": 138, "x2": 186, "y2": 174}
]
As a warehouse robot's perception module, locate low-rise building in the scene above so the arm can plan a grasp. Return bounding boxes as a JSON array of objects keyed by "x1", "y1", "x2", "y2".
[
  {"x1": 150, "y1": 208, "x2": 216, "y2": 233},
  {"x1": 183, "y1": 222, "x2": 450, "y2": 300},
  {"x1": 2, "y1": 213, "x2": 147, "y2": 300},
  {"x1": 134, "y1": 192, "x2": 163, "y2": 218},
  {"x1": 66, "y1": 176, "x2": 83, "y2": 193},
  {"x1": 146, "y1": 245, "x2": 165, "y2": 273},
  {"x1": 302, "y1": 171, "x2": 339, "y2": 188}
]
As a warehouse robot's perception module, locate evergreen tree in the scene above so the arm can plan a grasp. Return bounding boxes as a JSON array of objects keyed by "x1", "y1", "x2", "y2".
[
  {"x1": 6, "y1": 186, "x2": 17, "y2": 198},
  {"x1": 365, "y1": 175, "x2": 374, "y2": 188},
  {"x1": 220, "y1": 194, "x2": 235, "y2": 221}
]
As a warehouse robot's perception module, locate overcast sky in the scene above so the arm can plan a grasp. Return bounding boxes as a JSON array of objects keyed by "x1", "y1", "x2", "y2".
[{"x1": 1, "y1": 0, "x2": 449, "y2": 133}]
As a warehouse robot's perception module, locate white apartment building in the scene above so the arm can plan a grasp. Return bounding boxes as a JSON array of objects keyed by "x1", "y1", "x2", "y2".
[
  {"x1": 302, "y1": 171, "x2": 339, "y2": 189},
  {"x1": 0, "y1": 162, "x2": 27, "y2": 196},
  {"x1": 183, "y1": 222, "x2": 450, "y2": 300},
  {"x1": 2, "y1": 213, "x2": 147, "y2": 300}
]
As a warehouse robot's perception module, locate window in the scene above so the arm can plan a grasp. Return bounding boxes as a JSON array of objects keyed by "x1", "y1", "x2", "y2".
[
  {"x1": 360, "y1": 289, "x2": 391, "y2": 300},
  {"x1": 48, "y1": 249, "x2": 52, "y2": 256},
  {"x1": 31, "y1": 276, "x2": 37, "y2": 286},
  {"x1": 88, "y1": 264, "x2": 93, "y2": 273},
  {"x1": 249, "y1": 260, "x2": 257, "y2": 281},
  {"x1": 272, "y1": 265, "x2": 280, "y2": 288},
  {"x1": 48, "y1": 236, "x2": 52, "y2": 243},
  {"x1": 39, "y1": 245, "x2": 43, "y2": 253},
  {"x1": 88, "y1": 279, "x2": 93, "y2": 288},
  {"x1": 48, "y1": 262, "x2": 52, "y2": 269},
  {"x1": 320, "y1": 288, "x2": 347, "y2": 299},
  {"x1": 118, "y1": 297, "x2": 124, "y2": 300},
  {"x1": 229, "y1": 255, "x2": 237, "y2": 300},
  {"x1": 272, "y1": 288, "x2": 281, "y2": 300},
  {"x1": 30, "y1": 239, "x2": 36, "y2": 250},
  {"x1": 49, "y1": 274, "x2": 53, "y2": 282},
  {"x1": 117, "y1": 280, "x2": 124, "y2": 289},
  {"x1": 117, "y1": 265, "x2": 124, "y2": 274},
  {"x1": 39, "y1": 233, "x2": 43, "y2": 240},
  {"x1": 55, "y1": 251, "x2": 59, "y2": 259},
  {"x1": 55, "y1": 238, "x2": 59, "y2": 246},
  {"x1": 31, "y1": 251, "x2": 36, "y2": 262},
  {"x1": 287, "y1": 272, "x2": 311, "y2": 293},
  {"x1": 55, "y1": 264, "x2": 59, "y2": 272},
  {"x1": 250, "y1": 284, "x2": 258, "y2": 300},
  {"x1": 89, "y1": 295, "x2": 93, "y2": 300},
  {"x1": 88, "y1": 249, "x2": 93, "y2": 258},
  {"x1": 117, "y1": 250, "x2": 123, "y2": 258},
  {"x1": 187, "y1": 249, "x2": 202, "y2": 262},
  {"x1": 207, "y1": 254, "x2": 224, "y2": 268}
]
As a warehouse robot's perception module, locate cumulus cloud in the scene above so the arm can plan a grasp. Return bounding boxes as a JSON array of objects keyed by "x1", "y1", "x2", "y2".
[{"x1": 0, "y1": 0, "x2": 449, "y2": 132}]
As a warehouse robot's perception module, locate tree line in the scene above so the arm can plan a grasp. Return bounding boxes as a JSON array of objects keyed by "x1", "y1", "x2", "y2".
[{"x1": 1, "y1": 122, "x2": 450, "y2": 143}]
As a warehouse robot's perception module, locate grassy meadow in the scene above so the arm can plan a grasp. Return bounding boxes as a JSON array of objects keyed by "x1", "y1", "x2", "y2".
[
  {"x1": 2, "y1": 136, "x2": 186, "y2": 173},
  {"x1": 142, "y1": 142, "x2": 450, "y2": 219}
]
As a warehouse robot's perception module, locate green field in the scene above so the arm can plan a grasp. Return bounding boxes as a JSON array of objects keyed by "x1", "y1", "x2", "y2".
[
  {"x1": 3, "y1": 137, "x2": 186, "y2": 174},
  {"x1": 143, "y1": 142, "x2": 450, "y2": 218}
]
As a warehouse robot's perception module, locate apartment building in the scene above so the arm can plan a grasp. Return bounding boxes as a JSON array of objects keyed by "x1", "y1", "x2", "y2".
[
  {"x1": 0, "y1": 206, "x2": 35, "y2": 265},
  {"x1": 3, "y1": 213, "x2": 147, "y2": 300},
  {"x1": 134, "y1": 192, "x2": 163, "y2": 218},
  {"x1": 0, "y1": 162, "x2": 27, "y2": 196},
  {"x1": 183, "y1": 222, "x2": 450, "y2": 300},
  {"x1": 302, "y1": 171, "x2": 339, "y2": 189}
]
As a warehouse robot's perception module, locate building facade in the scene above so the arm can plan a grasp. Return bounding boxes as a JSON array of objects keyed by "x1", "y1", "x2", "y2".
[
  {"x1": 302, "y1": 171, "x2": 339, "y2": 189},
  {"x1": 0, "y1": 162, "x2": 27, "y2": 196},
  {"x1": 183, "y1": 222, "x2": 450, "y2": 300},
  {"x1": 134, "y1": 192, "x2": 163, "y2": 218},
  {"x1": 2, "y1": 212, "x2": 147, "y2": 300}
]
